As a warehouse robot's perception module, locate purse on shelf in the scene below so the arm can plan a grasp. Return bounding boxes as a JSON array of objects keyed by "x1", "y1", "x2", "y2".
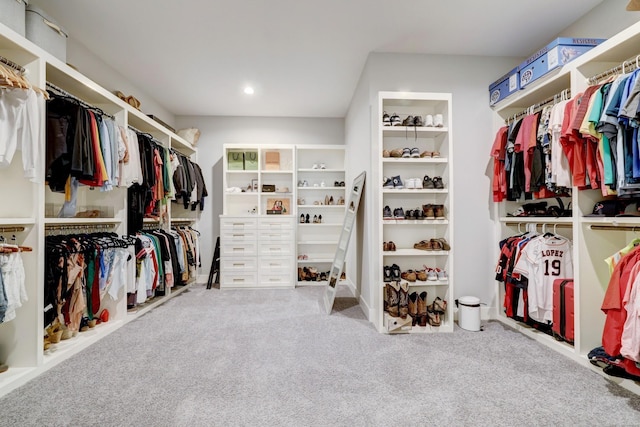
[
  {"x1": 262, "y1": 184, "x2": 276, "y2": 192},
  {"x1": 244, "y1": 150, "x2": 258, "y2": 170},
  {"x1": 227, "y1": 150, "x2": 244, "y2": 170}
]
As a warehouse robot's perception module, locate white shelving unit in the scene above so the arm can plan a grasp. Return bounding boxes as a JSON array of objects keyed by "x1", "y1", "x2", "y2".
[
  {"x1": 296, "y1": 145, "x2": 348, "y2": 286},
  {"x1": 490, "y1": 20, "x2": 640, "y2": 395},
  {"x1": 220, "y1": 145, "x2": 296, "y2": 289},
  {"x1": 375, "y1": 92, "x2": 454, "y2": 334},
  {"x1": 0, "y1": 21, "x2": 199, "y2": 398}
]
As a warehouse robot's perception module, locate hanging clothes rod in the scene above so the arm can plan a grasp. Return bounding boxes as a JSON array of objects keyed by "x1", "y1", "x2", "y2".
[
  {"x1": 0, "y1": 226, "x2": 26, "y2": 233},
  {"x1": 506, "y1": 89, "x2": 571, "y2": 124},
  {"x1": 587, "y1": 53, "x2": 640, "y2": 85},
  {"x1": 0, "y1": 55, "x2": 25, "y2": 74},
  {"x1": 44, "y1": 223, "x2": 117, "y2": 231},
  {"x1": 589, "y1": 224, "x2": 640, "y2": 232},
  {"x1": 504, "y1": 222, "x2": 573, "y2": 228},
  {"x1": 46, "y1": 82, "x2": 114, "y2": 119}
]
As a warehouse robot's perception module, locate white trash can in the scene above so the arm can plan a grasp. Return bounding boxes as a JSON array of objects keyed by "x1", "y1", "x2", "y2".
[{"x1": 457, "y1": 296, "x2": 481, "y2": 331}]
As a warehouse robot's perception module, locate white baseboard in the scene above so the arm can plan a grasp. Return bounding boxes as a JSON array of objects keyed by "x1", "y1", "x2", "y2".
[{"x1": 358, "y1": 294, "x2": 374, "y2": 322}]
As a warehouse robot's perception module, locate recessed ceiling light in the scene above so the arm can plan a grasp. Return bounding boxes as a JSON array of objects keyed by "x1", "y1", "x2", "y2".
[{"x1": 244, "y1": 86, "x2": 254, "y2": 95}]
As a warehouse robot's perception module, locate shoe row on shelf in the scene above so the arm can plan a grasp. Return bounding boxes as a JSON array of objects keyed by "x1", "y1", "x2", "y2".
[
  {"x1": 300, "y1": 213, "x2": 323, "y2": 223},
  {"x1": 297, "y1": 196, "x2": 345, "y2": 206},
  {"x1": 383, "y1": 175, "x2": 445, "y2": 189},
  {"x1": 298, "y1": 180, "x2": 346, "y2": 188},
  {"x1": 414, "y1": 238, "x2": 450, "y2": 251},
  {"x1": 298, "y1": 267, "x2": 346, "y2": 281},
  {"x1": 383, "y1": 264, "x2": 448, "y2": 282},
  {"x1": 384, "y1": 284, "x2": 446, "y2": 327},
  {"x1": 382, "y1": 112, "x2": 444, "y2": 128},
  {"x1": 383, "y1": 148, "x2": 441, "y2": 158},
  {"x1": 383, "y1": 205, "x2": 446, "y2": 220},
  {"x1": 226, "y1": 186, "x2": 290, "y2": 193}
]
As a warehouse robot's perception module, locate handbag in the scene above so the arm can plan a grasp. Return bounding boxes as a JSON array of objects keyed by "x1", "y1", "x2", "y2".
[
  {"x1": 244, "y1": 150, "x2": 258, "y2": 170},
  {"x1": 227, "y1": 151, "x2": 244, "y2": 170}
]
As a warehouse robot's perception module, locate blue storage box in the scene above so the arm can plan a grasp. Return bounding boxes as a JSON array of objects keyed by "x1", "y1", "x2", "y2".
[
  {"x1": 519, "y1": 37, "x2": 606, "y2": 88},
  {"x1": 489, "y1": 66, "x2": 519, "y2": 106}
]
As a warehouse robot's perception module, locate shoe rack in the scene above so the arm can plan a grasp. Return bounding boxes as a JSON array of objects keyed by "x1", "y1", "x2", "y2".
[
  {"x1": 375, "y1": 92, "x2": 454, "y2": 333},
  {"x1": 295, "y1": 145, "x2": 348, "y2": 286}
]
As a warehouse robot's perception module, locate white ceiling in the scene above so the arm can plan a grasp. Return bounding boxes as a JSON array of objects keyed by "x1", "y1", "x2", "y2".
[{"x1": 31, "y1": 0, "x2": 605, "y2": 118}]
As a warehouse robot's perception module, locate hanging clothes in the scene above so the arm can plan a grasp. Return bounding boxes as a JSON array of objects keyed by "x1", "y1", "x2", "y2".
[{"x1": 0, "y1": 245, "x2": 27, "y2": 324}]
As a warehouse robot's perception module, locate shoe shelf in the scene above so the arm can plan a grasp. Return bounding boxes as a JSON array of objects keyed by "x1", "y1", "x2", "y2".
[
  {"x1": 383, "y1": 220, "x2": 449, "y2": 225},
  {"x1": 297, "y1": 168, "x2": 345, "y2": 173},
  {"x1": 579, "y1": 217, "x2": 640, "y2": 226},
  {"x1": 298, "y1": 223, "x2": 342, "y2": 227},
  {"x1": 382, "y1": 158, "x2": 448, "y2": 164},
  {"x1": 298, "y1": 205, "x2": 345, "y2": 209},
  {"x1": 0, "y1": 218, "x2": 36, "y2": 225},
  {"x1": 298, "y1": 258, "x2": 334, "y2": 263},
  {"x1": 382, "y1": 189, "x2": 448, "y2": 194},
  {"x1": 376, "y1": 92, "x2": 454, "y2": 334},
  {"x1": 261, "y1": 170, "x2": 294, "y2": 174},
  {"x1": 383, "y1": 249, "x2": 449, "y2": 256},
  {"x1": 297, "y1": 186, "x2": 344, "y2": 191},
  {"x1": 298, "y1": 241, "x2": 339, "y2": 245}
]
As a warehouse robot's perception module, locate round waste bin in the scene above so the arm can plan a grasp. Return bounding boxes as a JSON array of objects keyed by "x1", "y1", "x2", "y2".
[{"x1": 457, "y1": 296, "x2": 481, "y2": 331}]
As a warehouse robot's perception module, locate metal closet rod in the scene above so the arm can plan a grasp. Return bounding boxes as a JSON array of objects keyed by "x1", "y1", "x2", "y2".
[
  {"x1": 45, "y1": 223, "x2": 117, "y2": 231},
  {"x1": 504, "y1": 222, "x2": 573, "y2": 228},
  {"x1": 588, "y1": 53, "x2": 640, "y2": 85},
  {"x1": 46, "y1": 82, "x2": 114, "y2": 119},
  {"x1": 506, "y1": 88, "x2": 571, "y2": 124},
  {"x1": 0, "y1": 226, "x2": 26, "y2": 233},
  {"x1": 0, "y1": 55, "x2": 25, "y2": 73},
  {"x1": 589, "y1": 224, "x2": 640, "y2": 232}
]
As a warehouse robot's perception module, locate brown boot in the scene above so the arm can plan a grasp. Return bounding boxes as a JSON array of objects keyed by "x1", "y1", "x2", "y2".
[
  {"x1": 387, "y1": 282, "x2": 400, "y2": 317},
  {"x1": 399, "y1": 282, "x2": 409, "y2": 319},
  {"x1": 417, "y1": 291, "x2": 428, "y2": 327},
  {"x1": 408, "y1": 292, "x2": 419, "y2": 326}
]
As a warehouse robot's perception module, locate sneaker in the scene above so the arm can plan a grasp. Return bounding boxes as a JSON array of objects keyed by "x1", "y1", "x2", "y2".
[
  {"x1": 383, "y1": 111, "x2": 391, "y2": 126},
  {"x1": 394, "y1": 207, "x2": 405, "y2": 220},
  {"x1": 432, "y1": 177, "x2": 444, "y2": 189},
  {"x1": 383, "y1": 265, "x2": 392, "y2": 282},
  {"x1": 427, "y1": 268, "x2": 438, "y2": 281},
  {"x1": 312, "y1": 163, "x2": 319, "y2": 170},
  {"x1": 320, "y1": 181, "x2": 326, "y2": 187},
  {"x1": 405, "y1": 209, "x2": 414, "y2": 219},
  {"x1": 435, "y1": 269, "x2": 448, "y2": 281},
  {"x1": 391, "y1": 264, "x2": 401, "y2": 281},
  {"x1": 303, "y1": 180, "x2": 309, "y2": 187},
  {"x1": 434, "y1": 114, "x2": 444, "y2": 127},
  {"x1": 413, "y1": 116, "x2": 424, "y2": 127},
  {"x1": 383, "y1": 177, "x2": 394, "y2": 189},
  {"x1": 423, "y1": 176, "x2": 434, "y2": 189},
  {"x1": 402, "y1": 115, "x2": 414, "y2": 126},
  {"x1": 423, "y1": 204, "x2": 435, "y2": 219},
  {"x1": 406, "y1": 178, "x2": 416, "y2": 190},
  {"x1": 390, "y1": 113, "x2": 402, "y2": 126},
  {"x1": 297, "y1": 180, "x2": 304, "y2": 187},
  {"x1": 434, "y1": 205, "x2": 445, "y2": 219},
  {"x1": 410, "y1": 148, "x2": 420, "y2": 158},
  {"x1": 320, "y1": 162, "x2": 326, "y2": 169},
  {"x1": 425, "y1": 114, "x2": 434, "y2": 127},
  {"x1": 402, "y1": 148, "x2": 411, "y2": 158},
  {"x1": 392, "y1": 176, "x2": 404, "y2": 189}
]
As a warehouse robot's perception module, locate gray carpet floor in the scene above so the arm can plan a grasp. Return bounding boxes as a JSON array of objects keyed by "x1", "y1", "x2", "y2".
[{"x1": 0, "y1": 284, "x2": 639, "y2": 426}]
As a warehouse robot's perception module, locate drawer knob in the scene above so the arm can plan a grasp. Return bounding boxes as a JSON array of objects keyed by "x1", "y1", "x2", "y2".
[
  {"x1": 233, "y1": 263, "x2": 244, "y2": 267},
  {"x1": 233, "y1": 278, "x2": 245, "y2": 282}
]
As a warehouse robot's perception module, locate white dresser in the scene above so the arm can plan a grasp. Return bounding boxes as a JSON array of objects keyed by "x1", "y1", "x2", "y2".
[{"x1": 220, "y1": 215, "x2": 295, "y2": 288}]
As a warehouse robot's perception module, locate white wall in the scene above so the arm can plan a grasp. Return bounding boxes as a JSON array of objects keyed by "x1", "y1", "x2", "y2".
[
  {"x1": 66, "y1": 39, "x2": 176, "y2": 127},
  {"x1": 345, "y1": 53, "x2": 520, "y2": 320},
  {"x1": 559, "y1": 0, "x2": 640, "y2": 38},
  {"x1": 173, "y1": 116, "x2": 345, "y2": 280}
]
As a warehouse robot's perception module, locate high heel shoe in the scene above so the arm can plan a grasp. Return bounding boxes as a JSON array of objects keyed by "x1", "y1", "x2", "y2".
[
  {"x1": 318, "y1": 215, "x2": 323, "y2": 223},
  {"x1": 305, "y1": 214, "x2": 310, "y2": 223},
  {"x1": 300, "y1": 214, "x2": 305, "y2": 224},
  {"x1": 313, "y1": 215, "x2": 318, "y2": 223},
  {"x1": 329, "y1": 196, "x2": 334, "y2": 205},
  {"x1": 337, "y1": 196, "x2": 345, "y2": 205}
]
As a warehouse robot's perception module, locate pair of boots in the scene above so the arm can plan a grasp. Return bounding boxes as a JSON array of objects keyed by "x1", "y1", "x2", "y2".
[
  {"x1": 384, "y1": 282, "x2": 409, "y2": 318},
  {"x1": 409, "y1": 292, "x2": 430, "y2": 327}
]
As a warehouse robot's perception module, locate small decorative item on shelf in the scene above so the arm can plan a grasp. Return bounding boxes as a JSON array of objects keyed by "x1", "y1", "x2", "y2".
[
  {"x1": 262, "y1": 184, "x2": 276, "y2": 192},
  {"x1": 266, "y1": 198, "x2": 290, "y2": 215},
  {"x1": 265, "y1": 151, "x2": 280, "y2": 170},
  {"x1": 114, "y1": 90, "x2": 141, "y2": 110}
]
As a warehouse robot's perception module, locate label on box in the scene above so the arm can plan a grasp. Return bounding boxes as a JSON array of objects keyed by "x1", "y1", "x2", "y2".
[
  {"x1": 548, "y1": 47, "x2": 559, "y2": 70},
  {"x1": 509, "y1": 74, "x2": 518, "y2": 91}
]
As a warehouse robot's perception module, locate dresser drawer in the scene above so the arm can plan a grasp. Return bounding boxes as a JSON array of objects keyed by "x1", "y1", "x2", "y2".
[
  {"x1": 221, "y1": 229, "x2": 257, "y2": 242},
  {"x1": 221, "y1": 242, "x2": 257, "y2": 257},
  {"x1": 257, "y1": 228, "x2": 294, "y2": 242},
  {"x1": 220, "y1": 217, "x2": 257, "y2": 231},
  {"x1": 258, "y1": 242, "x2": 293, "y2": 257},
  {"x1": 259, "y1": 272, "x2": 294, "y2": 288},
  {"x1": 221, "y1": 272, "x2": 258, "y2": 288},
  {"x1": 221, "y1": 257, "x2": 257, "y2": 272},
  {"x1": 258, "y1": 256, "x2": 294, "y2": 273},
  {"x1": 258, "y1": 217, "x2": 294, "y2": 230}
]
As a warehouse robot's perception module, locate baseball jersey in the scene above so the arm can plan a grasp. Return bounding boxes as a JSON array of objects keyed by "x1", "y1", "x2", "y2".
[{"x1": 513, "y1": 234, "x2": 573, "y2": 323}]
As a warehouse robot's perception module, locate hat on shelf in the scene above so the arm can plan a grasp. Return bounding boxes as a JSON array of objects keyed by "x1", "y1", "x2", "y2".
[
  {"x1": 585, "y1": 200, "x2": 627, "y2": 217},
  {"x1": 177, "y1": 128, "x2": 201, "y2": 145}
]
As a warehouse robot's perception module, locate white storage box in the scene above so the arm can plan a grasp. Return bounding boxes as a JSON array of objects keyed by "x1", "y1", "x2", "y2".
[
  {"x1": 0, "y1": 0, "x2": 27, "y2": 37},
  {"x1": 25, "y1": 5, "x2": 68, "y2": 61},
  {"x1": 457, "y1": 296, "x2": 481, "y2": 331}
]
